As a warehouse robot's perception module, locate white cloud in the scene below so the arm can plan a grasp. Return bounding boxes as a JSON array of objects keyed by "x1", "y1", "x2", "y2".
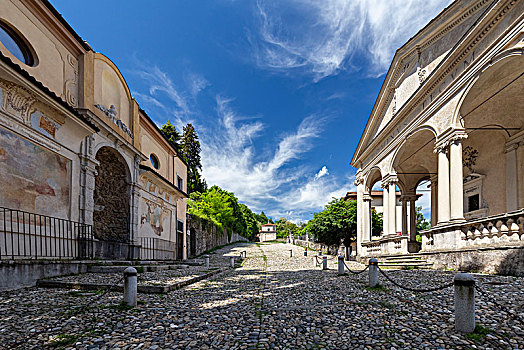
[
  {"x1": 186, "y1": 72, "x2": 210, "y2": 98},
  {"x1": 252, "y1": 0, "x2": 452, "y2": 79},
  {"x1": 314, "y1": 166, "x2": 329, "y2": 179}
]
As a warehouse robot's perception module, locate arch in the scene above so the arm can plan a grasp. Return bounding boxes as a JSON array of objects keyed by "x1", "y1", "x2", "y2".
[
  {"x1": 94, "y1": 52, "x2": 132, "y2": 100},
  {"x1": 364, "y1": 166, "x2": 383, "y2": 193},
  {"x1": 453, "y1": 50, "x2": 524, "y2": 126},
  {"x1": 390, "y1": 125, "x2": 437, "y2": 174},
  {"x1": 93, "y1": 146, "x2": 131, "y2": 243}
]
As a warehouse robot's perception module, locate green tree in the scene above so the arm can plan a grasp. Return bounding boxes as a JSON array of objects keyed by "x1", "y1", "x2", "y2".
[
  {"x1": 188, "y1": 186, "x2": 234, "y2": 231},
  {"x1": 275, "y1": 217, "x2": 299, "y2": 238},
  {"x1": 160, "y1": 120, "x2": 181, "y2": 146},
  {"x1": 254, "y1": 211, "x2": 273, "y2": 225},
  {"x1": 181, "y1": 123, "x2": 207, "y2": 194},
  {"x1": 416, "y1": 206, "x2": 430, "y2": 232}
]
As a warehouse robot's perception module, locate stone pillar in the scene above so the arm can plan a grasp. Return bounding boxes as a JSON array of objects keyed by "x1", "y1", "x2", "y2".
[
  {"x1": 356, "y1": 181, "x2": 365, "y2": 255},
  {"x1": 437, "y1": 147, "x2": 451, "y2": 223},
  {"x1": 381, "y1": 182, "x2": 389, "y2": 235},
  {"x1": 387, "y1": 182, "x2": 397, "y2": 235},
  {"x1": 430, "y1": 175, "x2": 438, "y2": 226},
  {"x1": 450, "y1": 139, "x2": 465, "y2": 221},
  {"x1": 400, "y1": 197, "x2": 408, "y2": 236},
  {"x1": 409, "y1": 199, "x2": 417, "y2": 242},
  {"x1": 362, "y1": 195, "x2": 372, "y2": 242},
  {"x1": 505, "y1": 144, "x2": 519, "y2": 212},
  {"x1": 78, "y1": 136, "x2": 99, "y2": 228}
]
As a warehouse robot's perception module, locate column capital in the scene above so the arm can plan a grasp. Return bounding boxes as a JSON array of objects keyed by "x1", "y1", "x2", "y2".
[
  {"x1": 354, "y1": 169, "x2": 365, "y2": 186},
  {"x1": 400, "y1": 194, "x2": 418, "y2": 202},
  {"x1": 363, "y1": 194, "x2": 373, "y2": 202},
  {"x1": 381, "y1": 174, "x2": 398, "y2": 187},
  {"x1": 434, "y1": 128, "x2": 467, "y2": 153}
]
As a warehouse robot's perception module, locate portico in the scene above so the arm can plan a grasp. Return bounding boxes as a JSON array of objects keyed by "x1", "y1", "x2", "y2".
[{"x1": 351, "y1": 0, "x2": 524, "y2": 271}]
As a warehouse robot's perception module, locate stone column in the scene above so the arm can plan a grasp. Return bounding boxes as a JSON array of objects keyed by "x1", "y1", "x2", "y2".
[
  {"x1": 409, "y1": 198, "x2": 417, "y2": 242},
  {"x1": 388, "y1": 182, "x2": 397, "y2": 235},
  {"x1": 362, "y1": 195, "x2": 372, "y2": 241},
  {"x1": 381, "y1": 182, "x2": 389, "y2": 235},
  {"x1": 356, "y1": 181, "x2": 365, "y2": 255},
  {"x1": 450, "y1": 139, "x2": 465, "y2": 221},
  {"x1": 505, "y1": 144, "x2": 519, "y2": 212},
  {"x1": 400, "y1": 197, "x2": 408, "y2": 236},
  {"x1": 78, "y1": 136, "x2": 99, "y2": 228},
  {"x1": 437, "y1": 147, "x2": 451, "y2": 223},
  {"x1": 430, "y1": 175, "x2": 438, "y2": 226}
]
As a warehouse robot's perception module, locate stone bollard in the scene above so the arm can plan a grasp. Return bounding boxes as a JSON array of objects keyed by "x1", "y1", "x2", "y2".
[
  {"x1": 338, "y1": 255, "x2": 345, "y2": 275},
  {"x1": 454, "y1": 273, "x2": 475, "y2": 333},
  {"x1": 123, "y1": 267, "x2": 137, "y2": 307},
  {"x1": 204, "y1": 255, "x2": 210, "y2": 269},
  {"x1": 322, "y1": 256, "x2": 328, "y2": 270},
  {"x1": 290, "y1": 249, "x2": 293, "y2": 258},
  {"x1": 243, "y1": 251, "x2": 247, "y2": 258},
  {"x1": 318, "y1": 250, "x2": 322, "y2": 256},
  {"x1": 368, "y1": 258, "x2": 378, "y2": 288},
  {"x1": 304, "y1": 249, "x2": 307, "y2": 256},
  {"x1": 230, "y1": 256, "x2": 235, "y2": 268}
]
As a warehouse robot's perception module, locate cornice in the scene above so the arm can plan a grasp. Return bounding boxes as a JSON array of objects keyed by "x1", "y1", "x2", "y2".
[{"x1": 353, "y1": 0, "x2": 519, "y2": 168}]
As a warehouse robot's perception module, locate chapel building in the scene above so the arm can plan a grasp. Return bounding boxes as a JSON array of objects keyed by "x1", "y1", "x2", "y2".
[
  {"x1": 351, "y1": 0, "x2": 524, "y2": 274},
  {"x1": 0, "y1": 0, "x2": 188, "y2": 261}
]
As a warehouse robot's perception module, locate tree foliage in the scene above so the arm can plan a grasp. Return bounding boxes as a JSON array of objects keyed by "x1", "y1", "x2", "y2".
[
  {"x1": 160, "y1": 120, "x2": 181, "y2": 146},
  {"x1": 275, "y1": 217, "x2": 300, "y2": 238},
  {"x1": 416, "y1": 206, "x2": 430, "y2": 232},
  {"x1": 302, "y1": 198, "x2": 383, "y2": 246},
  {"x1": 188, "y1": 185, "x2": 261, "y2": 240}
]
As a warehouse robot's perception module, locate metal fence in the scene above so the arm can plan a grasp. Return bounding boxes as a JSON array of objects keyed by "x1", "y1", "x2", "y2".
[
  {"x1": 139, "y1": 237, "x2": 175, "y2": 260},
  {"x1": 0, "y1": 207, "x2": 93, "y2": 259}
]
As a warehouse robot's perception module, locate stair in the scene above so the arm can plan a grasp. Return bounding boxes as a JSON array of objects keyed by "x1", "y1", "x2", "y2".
[{"x1": 378, "y1": 254, "x2": 433, "y2": 270}]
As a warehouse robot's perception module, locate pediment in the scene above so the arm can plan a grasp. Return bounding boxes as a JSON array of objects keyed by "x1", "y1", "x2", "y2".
[{"x1": 352, "y1": 0, "x2": 490, "y2": 166}]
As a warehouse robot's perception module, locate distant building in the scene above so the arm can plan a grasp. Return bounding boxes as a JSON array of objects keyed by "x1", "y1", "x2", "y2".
[
  {"x1": 344, "y1": 191, "x2": 421, "y2": 237},
  {"x1": 258, "y1": 223, "x2": 277, "y2": 242}
]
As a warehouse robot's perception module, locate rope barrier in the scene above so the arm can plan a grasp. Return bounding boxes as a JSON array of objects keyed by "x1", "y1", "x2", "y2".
[
  {"x1": 377, "y1": 266, "x2": 454, "y2": 292},
  {"x1": 475, "y1": 283, "x2": 524, "y2": 326},
  {"x1": 343, "y1": 261, "x2": 369, "y2": 275}
]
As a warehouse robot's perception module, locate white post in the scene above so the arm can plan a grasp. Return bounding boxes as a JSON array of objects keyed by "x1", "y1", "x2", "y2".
[
  {"x1": 368, "y1": 258, "x2": 378, "y2": 287},
  {"x1": 338, "y1": 255, "x2": 345, "y2": 275},
  {"x1": 454, "y1": 273, "x2": 475, "y2": 333},
  {"x1": 289, "y1": 249, "x2": 293, "y2": 258},
  {"x1": 123, "y1": 267, "x2": 137, "y2": 307},
  {"x1": 204, "y1": 255, "x2": 210, "y2": 268},
  {"x1": 230, "y1": 256, "x2": 235, "y2": 268},
  {"x1": 322, "y1": 256, "x2": 328, "y2": 270},
  {"x1": 437, "y1": 147, "x2": 451, "y2": 223},
  {"x1": 450, "y1": 139, "x2": 465, "y2": 221}
]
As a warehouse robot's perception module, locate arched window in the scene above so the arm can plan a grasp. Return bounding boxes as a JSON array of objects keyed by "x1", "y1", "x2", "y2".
[
  {"x1": 0, "y1": 20, "x2": 35, "y2": 66},
  {"x1": 150, "y1": 153, "x2": 160, "y2": 169}
]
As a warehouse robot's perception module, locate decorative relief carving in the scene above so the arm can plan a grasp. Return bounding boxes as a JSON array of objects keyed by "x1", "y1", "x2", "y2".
[
  {"x1": 417, "y1": 67, "x2": 427, "y2": 84},
  {"x1": 0, "y1": 80, "x2": 35, "y2": 122},
  {"x1": 463, "y1": 146, "x2": 478, "y2": 172},
  {"x1": 94, "y1": 104, "x2": 134, "y2": 139},
  {"x1": 64, "y1": 54, "x2": 78, "y2": 107}
]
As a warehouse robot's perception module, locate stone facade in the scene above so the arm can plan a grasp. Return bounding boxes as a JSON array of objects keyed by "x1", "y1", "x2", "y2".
[
  {"x1": 350, "y1": 0, "x2": 524, "y2": 274},
  {"x1": 0, "y1": 0, "x2": 188, "y2": 260}
]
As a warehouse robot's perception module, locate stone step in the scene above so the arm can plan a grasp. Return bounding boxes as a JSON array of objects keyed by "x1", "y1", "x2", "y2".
[
  {"x1": 384, "y1": 256, "x2": 423, "y2": 261},
  {"x1": 380, "y1": 258, "x2": 425, "y2": 264},
  {"x1": 88, "y1": 264, "x2": 190, "y2": 273},
  {"x1": 379, "y1": 262, "x2": 433, "y2": 268}
]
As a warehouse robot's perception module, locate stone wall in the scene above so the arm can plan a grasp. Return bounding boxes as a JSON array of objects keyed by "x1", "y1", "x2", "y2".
[
  {"x1": 188, "y1": 216, "x2": 248, "y2": 258},
  {"x1": 94, "y1": 147, "x2": 130, "y2": 242},
  {"x1": 420, "y1": 246, "x2": 524, "y2": 276}
]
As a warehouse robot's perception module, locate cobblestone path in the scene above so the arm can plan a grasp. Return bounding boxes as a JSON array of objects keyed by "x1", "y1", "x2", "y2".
[{"x1": 0, "y1": 242, "x2": 523, "y2": 349}]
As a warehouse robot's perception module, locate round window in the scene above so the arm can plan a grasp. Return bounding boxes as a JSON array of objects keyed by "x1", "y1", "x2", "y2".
[
  {"x1": 0, "y1": 20, "x2": 35, "y2": 66},
  {"x1": 150, "y1": 154, "x2": 160, "y2": 169}
]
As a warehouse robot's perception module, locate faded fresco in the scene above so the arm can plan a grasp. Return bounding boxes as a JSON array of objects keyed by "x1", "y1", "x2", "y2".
[
  {"x1": 140, "y1": 199, "x2": 171, "y2": 237},
  {"x1": 0, "y1": 127, "x2": 71, "y2": 218}
]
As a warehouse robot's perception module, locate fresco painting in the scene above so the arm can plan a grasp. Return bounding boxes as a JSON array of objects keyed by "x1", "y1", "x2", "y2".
[
  {"x1": 0, "y1": 127, "x2": 71, "y2": 218},
  {"x1": 140, "y1": 199, "x2": 171, "y2": 237}
]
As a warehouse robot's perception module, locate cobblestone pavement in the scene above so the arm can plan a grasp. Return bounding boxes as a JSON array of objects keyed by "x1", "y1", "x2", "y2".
[{"x1": 0, "y1": 242, "x2": 523, "y2": 349}]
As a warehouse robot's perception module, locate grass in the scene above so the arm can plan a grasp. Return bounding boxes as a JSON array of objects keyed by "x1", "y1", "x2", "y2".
[
  {"x1": 402, "y1": 266, "x2": 416, "y2": 270},
  {"x1": 365, "y1": 284, "x2": 388, "y2": 292},
  {"x1": 49, "y1": 334, "x2": 80, "y2": 348},
  {"x1": 465, "y1": 324, "x2": 492, "y2": 341}
]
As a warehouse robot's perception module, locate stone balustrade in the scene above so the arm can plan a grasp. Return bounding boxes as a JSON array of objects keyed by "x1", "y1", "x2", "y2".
[
  {"x1": 361, "y1": 234, "x2": 408, "y2": 256},
  {"x1": 421, "y1": 209, "x2": 524, "y2": 251}
]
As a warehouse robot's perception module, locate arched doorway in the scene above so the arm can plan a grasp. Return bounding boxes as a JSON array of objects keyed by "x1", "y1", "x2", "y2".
[{"x1": 93, "y1": 146, "x2": 130, "y2": 244}]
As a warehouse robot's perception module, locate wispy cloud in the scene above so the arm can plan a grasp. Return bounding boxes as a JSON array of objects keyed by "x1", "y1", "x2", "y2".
[
  {"x1": 251, "y1": 0, "x2": 452, "y2": 80},
  {"x1": 186, "y1": 72, "x2": 210, "y2": 99}
]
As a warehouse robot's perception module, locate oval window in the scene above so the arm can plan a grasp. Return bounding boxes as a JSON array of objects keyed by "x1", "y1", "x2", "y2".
[
  {"x1": 0, "y1": 20, "x2": 35, "y2": 66},
  {"x1": 150, "y1": 154, "x2": 160, "y2": 169}
]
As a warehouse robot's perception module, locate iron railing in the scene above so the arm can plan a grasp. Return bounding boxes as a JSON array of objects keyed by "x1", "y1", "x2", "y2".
[
  {"x1": 139, "y1": 237, "x2": 175, "y2": 260},
  {"x1": 0, "y1": 207, "x2": 93, "y2": 259}
]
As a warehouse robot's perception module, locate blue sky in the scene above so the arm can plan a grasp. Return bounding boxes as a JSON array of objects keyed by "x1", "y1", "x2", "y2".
[{"x1": 51, "y1": 0, "x2": 450, "y2": 222}]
